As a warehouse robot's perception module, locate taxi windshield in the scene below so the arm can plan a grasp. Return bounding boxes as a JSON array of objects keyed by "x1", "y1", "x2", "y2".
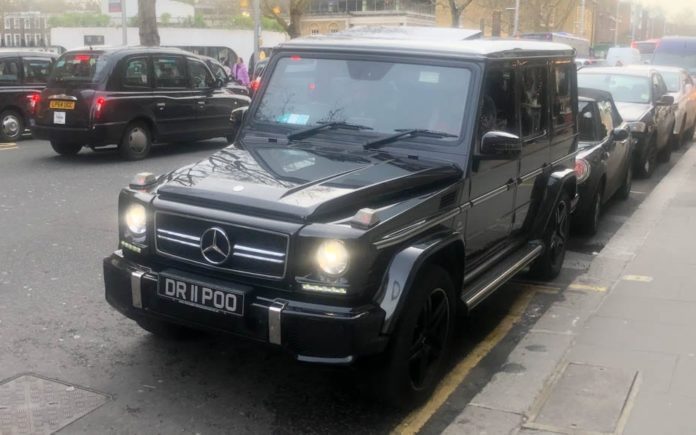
[{"x1": 253, "y1": 56, "x2": 472, "y2": 143}]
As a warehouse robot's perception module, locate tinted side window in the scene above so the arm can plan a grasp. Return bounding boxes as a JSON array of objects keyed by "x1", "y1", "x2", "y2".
[
  {"x1": 187, "y1": 59, "x2": 213, "y2": 89},
  {"x1": 597, "y1": 100, "x2": 614, "y2": 138},
  {"x1": 552, "y1": 63, "x2": 573, "y2": 128},
  {"x1": 22, "y1": 58, "x2": 52, "y2": 84},
  {"x1": 122, "y1": 57, "x2": 150, "y2": 88},
  {"x1": 0, "y1": 58, "x2": 20, "y2": 84},
  {"x1": 479, "y1": 68, "x2": 518, "y2": 136},
  {"x1": 521, "y1": 66, "x2": 548, "y2": 137},
  {"x1": 153, "y1": 56, "x2": 187, "y2": 89}
]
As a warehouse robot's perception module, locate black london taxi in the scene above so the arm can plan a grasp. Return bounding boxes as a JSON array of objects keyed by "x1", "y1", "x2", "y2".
[
  {"x1": 578, "y1": 66, "x2": 675, "y2": 178},
  {"x1": 0, "y1": 50, "x2": 56, "y2": 142},
  {"x1": 103, "y1": 33, "x2": 578, "y2": 406},
  {"x1": 31, "y1": 47, "x2": 249, "y2": 160},
  {"x1": 573, "y1": 88, "x2": 633, "y2": 235}
]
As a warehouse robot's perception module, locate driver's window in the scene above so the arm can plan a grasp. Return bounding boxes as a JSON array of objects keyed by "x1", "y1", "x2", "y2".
[
  {"x1": 187, "y1": 59, "x2": 214, "y2": 89},
  {"x1": 479, "y1": 68, "x2": 518, "y2": 137}
]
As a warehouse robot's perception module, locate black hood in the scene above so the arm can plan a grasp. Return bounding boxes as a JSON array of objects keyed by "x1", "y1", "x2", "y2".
[{"x1": 156, "y1": 146, "x2": 461, "y2": 222}]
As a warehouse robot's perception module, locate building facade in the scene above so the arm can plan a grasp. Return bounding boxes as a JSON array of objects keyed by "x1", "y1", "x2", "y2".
[{"x1": 0, "y1": 12, "x2": 51, "y2": 48}]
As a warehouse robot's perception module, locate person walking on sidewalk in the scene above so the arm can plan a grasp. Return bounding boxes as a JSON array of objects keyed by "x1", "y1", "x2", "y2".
[{"x1": 232, "y1": 57, "x2": 250, "y2": 86}]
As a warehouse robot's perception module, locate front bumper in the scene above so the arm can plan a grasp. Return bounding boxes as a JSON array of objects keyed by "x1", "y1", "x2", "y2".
[
  {"x1": 30, "y1": 121, "x2": 126, "y2": 146},
  {"x1": 104, "y1": 251, "x2": 387, "y2": 364}
]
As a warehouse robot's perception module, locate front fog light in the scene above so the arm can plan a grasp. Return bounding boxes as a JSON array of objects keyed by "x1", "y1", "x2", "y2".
[
  {"x1": 125, "y1": 204, "x2": 147, "y2": 236},
  {"x1": 316, "y1": 239, "x2": 349, "y2": 276}
]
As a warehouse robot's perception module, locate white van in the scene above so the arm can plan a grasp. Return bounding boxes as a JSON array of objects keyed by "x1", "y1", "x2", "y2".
[{"x1": 606, "y1": 47, "x2": 641, "y2": 66}]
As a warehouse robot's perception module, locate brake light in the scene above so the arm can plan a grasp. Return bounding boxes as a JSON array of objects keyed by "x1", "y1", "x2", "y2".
[
  {"x1": 574, "y1": 159, "x2": 590, "y2": 184},
  {"x1": 74, "y1": 54, "x2": 91, "y2": 62},
  {"x1": 249, "y1": 78, "x2": 261, "y2": 92},
  {"x1": 27, "y1": 93, "x2": 40, "y2": 114},
  {"x1": 290, "y1": 55, "x2": 302, "y2": 61},
  {"x1": 94, "y1": 96, "x2": 105, "y2": 120}
]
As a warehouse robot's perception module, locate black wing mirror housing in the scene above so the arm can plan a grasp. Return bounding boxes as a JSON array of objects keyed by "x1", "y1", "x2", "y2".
[
  {"x1": 230, "y1": 106, "x2": 248, "y2": 126},
  {"x1": 656, "y1": 94, "x2": 674, "y2": 106},
  {"x1": 612, "y1": 127, "x2": 629, "y2": 141},
  {"x1": 480, "y1": 131, "x2": 522, "y2": 156}
]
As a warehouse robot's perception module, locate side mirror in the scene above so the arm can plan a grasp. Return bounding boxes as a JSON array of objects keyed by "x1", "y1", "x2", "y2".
[
  {"x1": 230, "y1": 106, "x2": 248, "y2": 126},
  {"x1": 656, "y1": 94, "x2": 674, "y2": 106},
  {"x1": 480, "y1": 131, "x2": 521, "y2": 156},
  {"x1": 611, "y1": 127, "x2": 629, "y2": 141},
  {"x1": 215, "y1": 78, "x2": 224, "y2": 89}
]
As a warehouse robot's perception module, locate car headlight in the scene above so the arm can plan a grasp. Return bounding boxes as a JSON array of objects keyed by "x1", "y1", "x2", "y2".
[
  {"x1": 627, "y1": 121, "x2": 646, "y2": 133},
  {"x1": 125, "y1": 204, "x2": 147, "y2": 236},
  {"x1": 316, "y1": 239, "x2": 349, "y2": 277}
]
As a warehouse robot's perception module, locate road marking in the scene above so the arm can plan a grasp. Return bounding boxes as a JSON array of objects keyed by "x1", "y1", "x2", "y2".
[
  {"x1": 0, "y1": 142, "x2": 17, "y2": 150},
  {"x1": 0, "y1": 146, "x2": 18, "y2": 151},
  {"x1": 622, "y1": 275, "x2": 654, "y2": 283},
  {"x1": 392, "y1": 289, "x2": 535, "y2": 435},
  {"x1": 568, "y1": 283, "x2": 608, "y2": 292}
]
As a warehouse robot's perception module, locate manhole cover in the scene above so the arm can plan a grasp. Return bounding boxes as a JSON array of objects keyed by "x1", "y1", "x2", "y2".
[
  {"x1": 525, "y1": 363, "x2": 639, "y2": 434},
  {"x1": 0, "y1": 374, "x2": 108, "y2": 435}
]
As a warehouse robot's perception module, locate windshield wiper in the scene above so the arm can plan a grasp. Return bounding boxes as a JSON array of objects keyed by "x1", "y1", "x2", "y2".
[
  {"x1": 363, "y1": 128, "x2": 458, "y2": 150},
  {"x1": 286, "y1": 121, "x2": 373, "y2": 141}
]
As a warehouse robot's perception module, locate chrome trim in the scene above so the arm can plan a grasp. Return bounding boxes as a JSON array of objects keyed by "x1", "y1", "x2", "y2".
[
  {"x1": 471, "y1": 183, "x2": 511, "y2": 207},
  {"x1": 519, "y1": 167, "x2": 544, "y2": 182},
  {"x1": 47, "y1": 94, "x2": 78, "y2": 101},
  {"x1": 156, "y1": 228, "x2": 200, "y2": 242},
  {"x1": 268, "y1": 300, "x2": 286, "y2": 345},
  {"x1": 464, "y1": 244, "x2": 543, "y2": 309},
  {"x1": 234, "y1": 244, "x2": 285, "y2": 257},
  {"x1": 156, "y1": 234, "x2": 200, "y2": 248},
  {"x1": 130, "y1": 270, "x2": 145, "y2": 309},
  {"x1": 233, "y1": 252, "x2": 284, "y2": 263},
  {"x1": 375, "y1": 209, "x2": 460, "y2": 249},
  {"x1": 154, "y1": 211, "x2": 290, "y2": 280}
]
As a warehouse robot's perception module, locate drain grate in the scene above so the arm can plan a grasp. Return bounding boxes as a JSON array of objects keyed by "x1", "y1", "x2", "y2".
[{"x1": 0, "y1": 374, "x2": 108, "y2": 435}]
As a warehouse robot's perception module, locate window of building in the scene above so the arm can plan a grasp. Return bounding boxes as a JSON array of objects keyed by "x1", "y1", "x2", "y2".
[
  {"x1": 13, "y1": 18, "x2": 20, "y2": 29},
  {"x1": 13, "y1": 34, "x2": 20, "y2": 46},
  {"x1": 24, "y1": 18, "x2": 31, "y2": 29},
  {"x1": 552, "y1": 63, "x2": 573, "y2": 127},
  {"x1": 329, "y1": 23, "x2": 339, "y2": 33},
  {"x1": 521, "y1": 66, "x2": 549, "y2": 138},
  {"x1": 4, "y1": 18, "x2": 12, "y2": 29},
  {"x1": 310, "y1": 26, "x2": 319, "y2": 35},
  {"x1": 34, "y1": 34, "x2": 41, "y2": 46},
  {"x1": 3, "y1": 34, "x2": 11, "y2": 47}
]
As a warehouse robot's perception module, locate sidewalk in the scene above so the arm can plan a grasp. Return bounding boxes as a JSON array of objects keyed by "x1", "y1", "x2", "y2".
[{"x1": 443, "y1": 144, "x2": 696, "y2": 435}]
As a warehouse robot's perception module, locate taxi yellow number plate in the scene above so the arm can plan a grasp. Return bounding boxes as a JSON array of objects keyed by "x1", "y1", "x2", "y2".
[{"x1": 49, "y1": 100, "x2": 75, "y2": 110}]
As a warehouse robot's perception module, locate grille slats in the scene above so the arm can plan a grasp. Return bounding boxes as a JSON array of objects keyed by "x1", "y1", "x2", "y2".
[{"x1": 154, "y1": 212, "x2": 289, "y2": 279}]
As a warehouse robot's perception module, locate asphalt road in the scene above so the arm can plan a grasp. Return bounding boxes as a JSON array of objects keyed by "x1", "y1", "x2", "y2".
[{"x1": 0, "y1": 138, "x2": 690, "y2": 434}]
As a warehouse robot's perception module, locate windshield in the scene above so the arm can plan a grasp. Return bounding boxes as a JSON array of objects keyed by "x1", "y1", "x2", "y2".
[
  {"x1": 253, "y1": 56, "x2": 472, "y2": 143},
  {"x1": 578, "y1": 73, "x2": 650, "y2": 104},
  {"x1": 50, "y1": 53, "x2": 108, "y2": 84},
  {"x1": 653, "y1": 52, "x2": 696, "y2": 76}
]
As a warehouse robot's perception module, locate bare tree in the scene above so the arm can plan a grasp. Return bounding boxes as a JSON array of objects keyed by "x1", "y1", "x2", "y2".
[
  {"x1": 525, "y1": 0, "x2": 578, "y2": 32},
  {"x1": 138, "y1": 0, "x2": 160, "y2": 46},
  {"x1": 262, "y1": 0, "x2": 310, "y2": 38},
  {"x1": 439, "y1": 0, "x2": 476, "y2": 28}
]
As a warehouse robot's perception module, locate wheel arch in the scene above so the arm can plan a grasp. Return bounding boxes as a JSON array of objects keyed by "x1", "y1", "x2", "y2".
[
  {"x1": 125, "y1": 116, "x2": 158, "y2": 142},
  {"x1": 530, "y1": 168, "x2": 577, "y2": 240},
  {"x1": 1, "y1": 105, "x2": 27, "y2": 123}
]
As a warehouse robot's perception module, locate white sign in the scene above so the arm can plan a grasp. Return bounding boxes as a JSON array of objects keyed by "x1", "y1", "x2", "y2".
[{"x1": 53, "y1": 111, "x2": 66, "y2": 124}]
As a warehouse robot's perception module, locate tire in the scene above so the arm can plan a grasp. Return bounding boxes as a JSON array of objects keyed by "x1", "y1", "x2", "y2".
[
  {"x1": 136, "y1": 318, "x2": 200, "y2": 340},
  {"x1": 617, "y1": 163, "x2": 632, "y2": 201},
  {"x1": 119, "y1": 121, "x2": 152, "y2": 161},
  {"x1": 371, "y1": 265, "x2": 455, "y2": 409},
  {"x1": 578, "y1": 187, "x2": 602, "y2": 236},
  {"x1": 635, "y1": 137, "x2": 656, "y2": 178},
  {"x1": 0, "y1": 110, "x2": 24, "y2": 142},
  {"x1": 658, "y1": 132, "x2": 672, "y2": 163},
  {"x1": 50, "y1": 140, "x2": 82, "y2": 156},
  {"x1": 529, "y1": 191, "x2": 571, "y2": 281}
]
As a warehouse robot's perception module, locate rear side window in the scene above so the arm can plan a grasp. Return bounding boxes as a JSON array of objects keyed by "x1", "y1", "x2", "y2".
[
  {"x1": 480, "y1": 68, "x2": 518, "y2": 136},
  {"x1": 51, "y1": 53, "x2": 108, "y2": 84},
  {"x1": 0, "y1": 58, "x2": 20, "y2": 84},
  {"x1": 122, "y1": 57, "x2": 150, "y2": 88},
  {"x1": 154, "y1": 56, "x2": 187, "y2": 89},
  {"x1": 22, "y1": 58, "x2": 52, "y2": 84},
  {"x1": 187, "y1": 58, "x2": 214, "y2": 89},
  {"x1": 521, "y1": 66, "x2": 549, "y2": 138},
  {"x1": 553, "y1": 63, "x2": 574, "y2": 128},
  {"x1": 578, "y1": 101, "x2": 596, "y2": 141}
]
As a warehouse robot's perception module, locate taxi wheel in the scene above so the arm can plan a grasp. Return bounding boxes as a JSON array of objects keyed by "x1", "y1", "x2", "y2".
[
  {"x1": 136, "y1": 318, "x2": 200, "y2": 340},
  {"x1": 372, "y1": 265, "x2": 455, "y2": 409},
  {"x1": 0, "y1": 110, "x2": 23, "y2": 142},
  {"x1": 120, "y1": 121, "x2": 152, "y2": 161},
  {"x1": 50, "y1": 140, "x2": 82, "y2": 156}
]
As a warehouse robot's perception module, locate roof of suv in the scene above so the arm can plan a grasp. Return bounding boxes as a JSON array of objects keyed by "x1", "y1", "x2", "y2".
[
  {"x1": 279, "y1": 34, "x2": 574, "y2": 59},
  {"x1": 578, "y1": 66, "x2": 655, "y2": 77}
]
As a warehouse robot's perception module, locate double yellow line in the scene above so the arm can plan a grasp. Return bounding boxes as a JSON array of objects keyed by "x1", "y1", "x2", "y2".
[{"x1": 0, "y1": 142, "x2": 17, "y2": 151}]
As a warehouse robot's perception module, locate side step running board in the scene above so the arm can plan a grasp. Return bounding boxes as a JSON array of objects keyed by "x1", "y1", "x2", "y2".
[{"x1": 462, "y1": 243, "x2": 543, "y2": 309}]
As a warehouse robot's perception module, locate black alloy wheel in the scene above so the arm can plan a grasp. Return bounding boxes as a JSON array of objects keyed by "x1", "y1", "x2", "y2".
[{"x1": 529, "y1": 192, "x2": 570, "y2": 280}]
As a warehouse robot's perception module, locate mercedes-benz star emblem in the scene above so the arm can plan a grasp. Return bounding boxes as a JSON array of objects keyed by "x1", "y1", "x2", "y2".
[{"x1": 200, "y1": 227, "x2": 231, "y2": 265}]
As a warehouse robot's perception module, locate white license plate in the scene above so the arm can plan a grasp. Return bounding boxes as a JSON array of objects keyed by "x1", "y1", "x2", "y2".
[
  {"x1": 157, "y1": 275, "x2": 244, "y2": 316},
  {"x1": 53, "y1": 111, "x2": 66, "y2": 124}
]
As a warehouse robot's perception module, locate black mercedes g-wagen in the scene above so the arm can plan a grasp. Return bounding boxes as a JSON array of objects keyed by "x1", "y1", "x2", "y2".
[
  {"x1": 0, "y1": 51, "x2": 56, "y2": 142},
  {"x1": 104, "y1": 34, "x2": 578, "y2": 406},
  {"x1": 31, "y1": 47, "x2": 248, "y2": 160}
]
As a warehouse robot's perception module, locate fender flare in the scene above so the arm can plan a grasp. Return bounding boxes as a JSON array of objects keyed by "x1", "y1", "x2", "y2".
[
  {"x1": 374, "y1": 231, "x2": 464, "y2": 335},
  {"x1": 530, "y1": 168, "x2": 577, "y2": 239}
]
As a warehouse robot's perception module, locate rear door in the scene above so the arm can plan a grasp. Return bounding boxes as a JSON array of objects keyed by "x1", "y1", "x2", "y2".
[
  {"x1": 597, "y1": 99, "x2": 626, "y2": 194},
  {"x1": 152, "y1": 54, "x2": 198, "y2": 140},
  {"x1": 652, "y1": 73, "x2": 672, "y2": 149}
]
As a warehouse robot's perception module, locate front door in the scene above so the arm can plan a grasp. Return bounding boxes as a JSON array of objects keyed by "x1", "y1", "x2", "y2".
[
  {"x1": 186, "y1": 57, "x2": 237, "y2": 137},
  {"x1": 465, "y1": 65, "x2": 519, "y2": 260},
  {"x1": 152, "y1": 55, "x2": 199, "y2": 140}
]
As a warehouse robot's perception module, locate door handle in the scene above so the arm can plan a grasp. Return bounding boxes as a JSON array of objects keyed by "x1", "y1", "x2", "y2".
[
  {"x1": 156, "y1": 102, "x2": 166, "y2": 109},
  {"x1": 197, "y1": 101, "x2": 206, "y2": 105}
]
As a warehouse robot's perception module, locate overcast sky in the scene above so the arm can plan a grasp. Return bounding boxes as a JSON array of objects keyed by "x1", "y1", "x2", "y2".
[{"x1": 637, "y1": 0, "x2": 694, "y2": 19}]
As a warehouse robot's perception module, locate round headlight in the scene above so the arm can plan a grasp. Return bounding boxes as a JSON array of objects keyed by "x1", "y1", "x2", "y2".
[
  {"x1": 125, "y1": 204, "x2": 147, "y2": 235},
  {"x1": 316, "y1": 239, "x2": 349, "y2": 277}
]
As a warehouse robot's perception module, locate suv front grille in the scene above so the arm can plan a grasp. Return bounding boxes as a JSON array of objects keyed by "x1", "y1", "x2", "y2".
[{"x1": 154, "y1": 212, "x2": 289, "y2": 279}]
